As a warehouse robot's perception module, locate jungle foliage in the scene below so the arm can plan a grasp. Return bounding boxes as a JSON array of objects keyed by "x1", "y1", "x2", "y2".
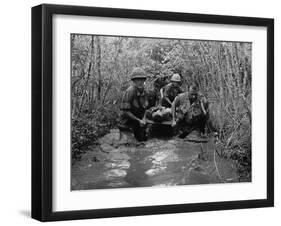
[{"x1": 71, "y1": 34, "x2": 252, "y2": 179}]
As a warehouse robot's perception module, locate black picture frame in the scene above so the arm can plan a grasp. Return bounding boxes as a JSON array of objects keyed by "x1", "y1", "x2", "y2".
[{"x1": 31, "y1": 3, "x2": 274, "y2": 222}]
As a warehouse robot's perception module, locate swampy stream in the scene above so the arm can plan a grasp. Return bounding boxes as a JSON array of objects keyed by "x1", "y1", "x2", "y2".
[{"x1": 72, "y1": 129, "x2": 240, "y2": 190}]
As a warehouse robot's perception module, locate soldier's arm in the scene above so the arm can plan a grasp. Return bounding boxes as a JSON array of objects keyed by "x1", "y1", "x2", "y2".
[
  {"x1": 123, "y1": 111, "x2": 142, "y2": 123},
  {"x1": 163, "y1": 86, "x2": 172, "y2": 107},
  {"x1": 141, "y1": 96, "x2": 150, "y2": 124},
  {"x1": 165, "y1": 98, "x2": 172, "y2": 107},
  {"x1": 120, "y1": 88, "x2": 142, "y2": 123},
  {"x1": 171, "y1": 96, "x2": 179, "y2": 123},
  {"x1": 200, "y1": 96, "x2": 209, "y2": 115}
]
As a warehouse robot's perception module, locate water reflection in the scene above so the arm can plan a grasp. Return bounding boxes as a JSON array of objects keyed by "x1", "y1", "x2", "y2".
[{"x1": 72, "y1": 131, "x2": 239, "y2": 190}]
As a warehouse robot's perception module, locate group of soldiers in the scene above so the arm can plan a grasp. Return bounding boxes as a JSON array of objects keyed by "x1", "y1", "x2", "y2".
[{"x1": 119, "y1": 67, "x2": 215, "y2": 141}]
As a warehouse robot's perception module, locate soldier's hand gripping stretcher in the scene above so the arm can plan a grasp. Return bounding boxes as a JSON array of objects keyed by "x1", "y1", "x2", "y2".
[{"x1": 139, "y1": 117, "x2": 146, "y2": 127}]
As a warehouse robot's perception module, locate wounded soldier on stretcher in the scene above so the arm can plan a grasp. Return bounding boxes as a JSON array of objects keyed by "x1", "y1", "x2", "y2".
[{"x1": 145, "y1": 106, "x2": 172, "y2": 123}]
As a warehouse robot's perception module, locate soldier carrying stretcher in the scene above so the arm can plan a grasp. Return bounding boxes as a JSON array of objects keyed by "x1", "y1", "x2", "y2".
[
  {"x1": 161, "y1": 73, "x2": 183, "y2": 107},
  {"x1": 171, "y1": 83, "x2": 216, "y2": 138},
  {"x1": 118, "y1": 67, "x2": 149, "y2": 141}
]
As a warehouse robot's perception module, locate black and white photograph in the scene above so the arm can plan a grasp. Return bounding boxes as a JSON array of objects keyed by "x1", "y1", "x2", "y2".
[
  {"x1": 71, "y1": 34, "x2": 252, "y2": 190},
  {"x1": 29, "y1": 2, "x2": 274, "y2": 222},
  {"x1": 0, "y1": 0, "x2": 278, "y2": 223}
]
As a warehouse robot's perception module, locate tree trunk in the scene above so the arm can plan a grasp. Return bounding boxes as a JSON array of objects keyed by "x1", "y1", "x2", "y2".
[
  {"x1": 216, "y1": 43, "x2": 224, "y2": 134},
  {"x1": 96, "y1": 36, "x2": 102, "y2": 102},
  {"x1": 77, "y1": 36, "x2": 94, "y2": 117}
]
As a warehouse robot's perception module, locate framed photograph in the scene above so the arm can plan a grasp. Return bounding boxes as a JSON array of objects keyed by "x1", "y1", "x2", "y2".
[{"x1": 32, "y1": 4, "x2": 274, "y2": 221}]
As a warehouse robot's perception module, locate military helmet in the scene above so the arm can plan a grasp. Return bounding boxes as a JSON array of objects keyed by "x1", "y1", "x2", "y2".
[
  {"x1": 130, "y1": 67, "x2": 147, "y2": 80},
  {"x1": 170, "y1": 73, "x2": 181, "y2": 82},
  {"x1": 189, "y1": 84, "x2": 199, "y2": 95}
]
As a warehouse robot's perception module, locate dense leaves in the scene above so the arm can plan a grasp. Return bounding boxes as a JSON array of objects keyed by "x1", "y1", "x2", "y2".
[{"x1": 71, "y1": 103, "x2": 119, "y2": 159}]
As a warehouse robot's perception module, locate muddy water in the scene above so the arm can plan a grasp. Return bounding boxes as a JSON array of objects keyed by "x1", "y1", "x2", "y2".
[{"x1": 71, "y1": 129, "x2": 239, "y2": 190}]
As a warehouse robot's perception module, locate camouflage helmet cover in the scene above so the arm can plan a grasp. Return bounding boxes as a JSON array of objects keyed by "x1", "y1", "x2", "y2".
[
  {"x1": 189, "y1": 84, "x2": 199, "y2": 95},
  {"x1": 170, "y1": 73, "x2": 181, "y2": 82},
  {"x1": 130, "y1": 67, "x2": 147, "y2": 80}
]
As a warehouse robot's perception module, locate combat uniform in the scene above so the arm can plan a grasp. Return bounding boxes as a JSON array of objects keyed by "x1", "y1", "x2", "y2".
[
  {"x1": 161, "y1": 83, "x2": 182, "y2": 107},
  {"x1": 119, "y1": 85, "x2": 149, "y2": 141},
  {"x1": 172, "y1": 91, "x2": 209, "y2": 134}
]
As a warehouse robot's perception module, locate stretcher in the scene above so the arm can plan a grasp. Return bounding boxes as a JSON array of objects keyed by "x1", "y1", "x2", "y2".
[{"x1": 145, "y1": 119, "x2": 172, "y2": 125}]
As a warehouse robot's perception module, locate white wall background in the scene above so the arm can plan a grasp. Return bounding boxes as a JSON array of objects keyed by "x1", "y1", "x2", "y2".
[{"x1": 0, "y1": 0, "x2": 279, "y2": 225}]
